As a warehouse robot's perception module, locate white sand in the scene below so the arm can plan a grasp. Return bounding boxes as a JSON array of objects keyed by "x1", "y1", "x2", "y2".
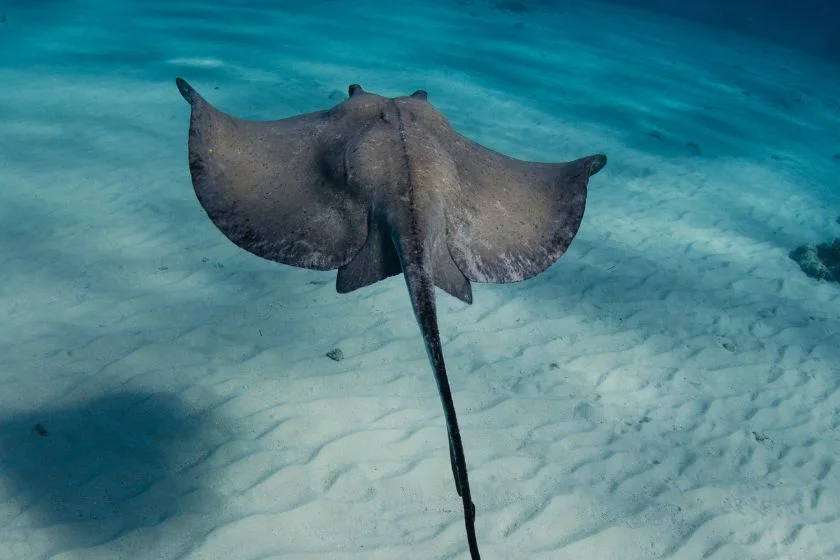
[{"x1": 1, "y1": 0, "x2": 839, "y2": 558}]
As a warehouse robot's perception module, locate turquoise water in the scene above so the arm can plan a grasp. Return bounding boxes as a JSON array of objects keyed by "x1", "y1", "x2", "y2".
[{"x1": 1, "y1": 1, "x2": 839, "y2": 559}]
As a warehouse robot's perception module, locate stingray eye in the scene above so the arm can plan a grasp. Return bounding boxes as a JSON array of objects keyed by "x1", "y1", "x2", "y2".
[
  {"x1": 348, "y1": 84, "x2": 364, "y2": 97},
  {"x1": 410, "y1": 89, "x2": 428, "y2": 100}
]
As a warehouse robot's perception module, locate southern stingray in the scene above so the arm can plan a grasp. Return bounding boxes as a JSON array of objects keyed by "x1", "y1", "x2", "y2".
[{"x1": 175, "y1": 77, "x2": 606, "y2": 559}]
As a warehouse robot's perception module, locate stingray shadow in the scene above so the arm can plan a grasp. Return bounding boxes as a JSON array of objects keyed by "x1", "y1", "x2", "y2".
[{"x1": 0, "y1": 392, "x2": 227, "y2": 557}]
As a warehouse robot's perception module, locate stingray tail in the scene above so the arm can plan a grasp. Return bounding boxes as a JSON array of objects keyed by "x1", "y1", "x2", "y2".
[{"x1": 392, "y1": 232, "x2": 481, "y2": 560}]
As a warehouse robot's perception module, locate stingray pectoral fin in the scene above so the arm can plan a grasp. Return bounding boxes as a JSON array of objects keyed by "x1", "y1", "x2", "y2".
[
  {"x1": 587, "y1": 153, "x2": 608, "y2": 176},
  {"x1": 446, "y1": 137, "x2": 606, "y2": 283},
  {"x1": 177, "y1": 79, "x2": 368, "y2": 270},
  {"x1": 176, "y1": 77, "x2": 201, "y2": 105}
]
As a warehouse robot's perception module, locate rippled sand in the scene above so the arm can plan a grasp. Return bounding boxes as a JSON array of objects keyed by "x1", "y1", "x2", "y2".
[{"x1": 1, "y1": 0, "x2": 839, "y2": 558}]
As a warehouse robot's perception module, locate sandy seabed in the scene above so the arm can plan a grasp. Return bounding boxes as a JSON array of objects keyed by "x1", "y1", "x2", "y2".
[{"x1": 1, "y1": 0, "x2": 839, "y2": 558}]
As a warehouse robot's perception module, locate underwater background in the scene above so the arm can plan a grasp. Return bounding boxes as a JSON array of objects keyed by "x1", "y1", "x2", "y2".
[
  {"x1": 0, "y1": 0, "x2": 838, "y2": 558},
  {"x1": 606, "y1": 0, "x2": 840, "y2": 60}
]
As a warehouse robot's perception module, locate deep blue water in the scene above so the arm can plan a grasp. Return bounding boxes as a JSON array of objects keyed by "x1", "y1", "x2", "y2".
[{"x1": 599, "y1": 0, "x2": 840, "y2": 61}]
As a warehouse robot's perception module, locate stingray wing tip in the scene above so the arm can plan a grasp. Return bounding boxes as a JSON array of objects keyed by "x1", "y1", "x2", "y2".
[
  {"x1": 589, "y1": 154, "x2": 607, "y2": 176},
  {"x1": 175, "y1": 77, "x2": 198, "y2": 105}
]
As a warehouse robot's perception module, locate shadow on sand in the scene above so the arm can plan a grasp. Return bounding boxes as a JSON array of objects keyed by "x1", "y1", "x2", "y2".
[{"x1": 0, "y1": 391, "x2": 230, "y2": 557}]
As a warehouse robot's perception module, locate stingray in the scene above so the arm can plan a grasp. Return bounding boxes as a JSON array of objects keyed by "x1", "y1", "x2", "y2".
[{"x1": 175, "y1": 77, "x2": 606, "y2": 559}]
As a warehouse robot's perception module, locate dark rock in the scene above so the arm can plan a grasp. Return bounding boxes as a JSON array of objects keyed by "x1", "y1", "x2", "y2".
[
  {"x1": 326, "y1": 348, "x2": 344, "y2": 361},
  {"x1": 752, "y1": 431, "x2": 770, "y2": 443},
  {"x1": 790, "y1": 238, "x2": 840, "y2": 282}
]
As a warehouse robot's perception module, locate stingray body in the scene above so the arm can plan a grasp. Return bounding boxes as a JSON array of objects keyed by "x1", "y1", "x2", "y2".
[{"x1": 176, "y1": 78, "x2": 606, "y2": 559}]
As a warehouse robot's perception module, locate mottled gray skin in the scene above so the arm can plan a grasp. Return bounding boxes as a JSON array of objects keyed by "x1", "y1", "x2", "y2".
[{"x1": 176, "y1": 78, "x2": 606, "y2": 560}]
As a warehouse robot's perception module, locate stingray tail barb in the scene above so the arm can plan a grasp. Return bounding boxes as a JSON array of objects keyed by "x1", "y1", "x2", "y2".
[{"x1": 392, "y1": 231, "x2": 481, "y2": 560}]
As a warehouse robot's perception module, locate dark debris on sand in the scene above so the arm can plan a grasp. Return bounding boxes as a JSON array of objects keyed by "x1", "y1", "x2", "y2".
[{"x1": 325, "y1": 348, "x2": 344, "y2": 362}]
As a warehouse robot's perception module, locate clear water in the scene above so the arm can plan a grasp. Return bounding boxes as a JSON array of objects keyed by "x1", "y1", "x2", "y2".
[{"x1": 0, "y1": 1, "x2": 838, "y2": 559}]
